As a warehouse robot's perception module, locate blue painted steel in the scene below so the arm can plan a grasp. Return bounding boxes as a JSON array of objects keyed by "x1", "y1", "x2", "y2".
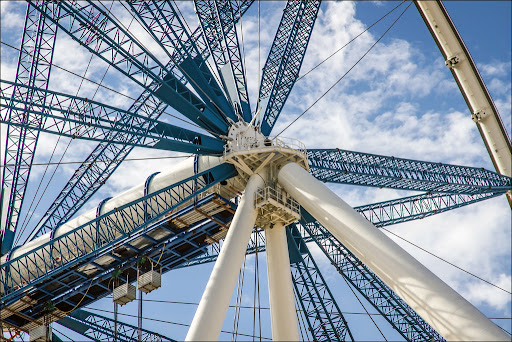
[
  {"x1": 57, "y1": 309, "x2": 174, "y2": 341},
  {"x1": 1, "y1": 194, "x2": 236, "y2": 329},
  {"x1": 1, "y1": 81, "x2": 225, "y2": 155},
  {"x1": 0, "y1": 163, "x2": 236, "y2": 305},
  {"x1": 298, "y1": 217, "x2": 444, "y2": 342},
  {"x1": 287, "y1": 225, "x2": 353, "y2": 342},
  {"x1": 178, "y1": 188, "x2": 504, "y2": 266},
  {"x1": 194, "y1": 0, "x2": 252, "y2": 121},
  {"x1": 308, "y1": 149, "x2": 512, "y2": 194},
  {"x1": 355, "y1": 191, "x2": 505, "y2": 227},
  {"x1": 0, "y1": 1, "x2": 60, "y2": 255},
  {"x1": 259, "y1": 0, "x2": 321, "y2": 135},
  {"x1": 27, "y1": 0, "x2": 229, "y2": 135},
  {"x1": 127, "y1": 0, "x2": 235, "y2": 122},
  {"x1": 24, "y1": 1, "x2": 253, "y2": 244}
]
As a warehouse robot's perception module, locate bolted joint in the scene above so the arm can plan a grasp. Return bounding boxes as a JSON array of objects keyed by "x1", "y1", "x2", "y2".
[
  {"x1": 445, "y1": 55, "x2": 460, "y2": 69},
  {"x1": 471, "y1": 108, "x2": 490, "y2": 122}
]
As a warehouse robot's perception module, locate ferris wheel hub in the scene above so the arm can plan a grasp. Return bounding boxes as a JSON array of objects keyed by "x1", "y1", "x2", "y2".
[{"x1": 222, "y1": 121, "x2": 309, "y2": 192}]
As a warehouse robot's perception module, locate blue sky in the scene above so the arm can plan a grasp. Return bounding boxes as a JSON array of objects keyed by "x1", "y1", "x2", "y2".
[{"x1": 1, "y1": 1, "x2": 511, "y2": 340}]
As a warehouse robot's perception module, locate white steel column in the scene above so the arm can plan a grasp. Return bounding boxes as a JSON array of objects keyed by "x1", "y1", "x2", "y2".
[
  {"x1": 278, "y1": 162, "x2": 509, "y2": 341},
  {"x1": 265, "y1": 223, "x2": 300, "y2": 341},
  {"x1": 185, "y1": 172, "x2": 265, "y2": 341}
]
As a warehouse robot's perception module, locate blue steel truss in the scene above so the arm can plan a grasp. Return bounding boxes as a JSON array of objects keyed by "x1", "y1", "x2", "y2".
[
  {"x1": 24, "y1": 1, "x2": 253, "y2": 243},
  {"x1": 179, "y1": 185, "x2": 507, "y2": 269},
  {"x1": 1, "y1": 192, "x2": 236, "y2": 330},
  {"x1": 287, "y1": 225, "x2": 354, "y2": 342},
  {"x1": 126, "y1": 0, "x2": 234, "y2": 124},
  {"x1": 1, "y1": 1, "x2": 508, "y2": 340},
  {"x1": 0, "y1": 1, "x2": 59, "y2": 256},
  {"x1": 308, "y1": 149, "x2": 511, "y2": 194},
  {"x1": 28, "y1": 0, "x2": 228, "y2": 135},
  {"x1": 177, "y1": 187, "x2": 491, "y2": 341},
  {"x1": 355, "y1": 191, "x2": 505, "y2": 227},
  {"x1": 298, "y1": 215, "x2": 444, "y2": 342},
  {"x1": 1, "y1": 80, "x2": 224, "y2": 155},
  {"x1": 0, "y1": 164, "x2": 236, "y2": 305},
  {"x1": 195, "y1": 0, "x2": 252, "y2": 121},
  {"x1": 258, "y1": 0, "x2": 321, "y2": 135},
  {"x1": 57, "y1": 309, "x2": 174, "y2": 342}
]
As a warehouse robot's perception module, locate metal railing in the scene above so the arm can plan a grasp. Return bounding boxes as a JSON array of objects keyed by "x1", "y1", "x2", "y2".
[{"x1": 255, "y1": 186, "x2": 300, "y2": 215}]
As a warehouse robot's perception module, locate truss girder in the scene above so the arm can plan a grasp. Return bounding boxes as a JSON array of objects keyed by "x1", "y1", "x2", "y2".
[
  {"x1": 1, "y1": 81, "x2": 224, "y2": 155},
  {"x1": 1, "y1": 195, "x2": 234, "y2": 330},
  {"x1": 287, "y1": 225, "x2": 353, "y2": 342},
  {"x1": 0, "y1": 1, "x2": 59, "y2": 255},
  {"x1": 57, "y1": 309, "x2": 174, "y2": 342},
  {"x1": 258, "y1": 0, "x2": 321, "y2": 135},
  {"x1": 178, "y1": 185, "x2": 504, "y2": 269},
  {"x1": 28, "y1": 0, "x2": 228, "y2": 135},
  {"x1": 25, "y1": 0, "x2": 253, "y2": 244},
  {"x1": 214, "y1": 0, "x2": 251, "y2": 121},
  {"x1": 126, "y1": 0, "x2": 235, "y2": 123},
  {"x1": 194, "y1": 0, "x2": 251, "y2": 121},
  {"x1": 0, "y1": 163, "x2": 235, "y2": 305},
  {"x1": 355, "y1": 191, "x2": 504, "y2": 227},
  {"x1": 299, "y1": 218, "x2": 444, "y2": 342},
  {"x1": 308, "y1": 149, "x2": 512, "y2": 194}
]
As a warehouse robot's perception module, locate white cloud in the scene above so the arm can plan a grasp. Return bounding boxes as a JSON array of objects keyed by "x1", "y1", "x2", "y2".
[
  {"x1": 479, "y1": 61, "x2": 511, "y2": 78},
  {"x1": 0, "y1": 1, "x2": 25, "y2": 31},
  {"x1": 1, "y1": 1, "x2": 510, "y2": 338}
]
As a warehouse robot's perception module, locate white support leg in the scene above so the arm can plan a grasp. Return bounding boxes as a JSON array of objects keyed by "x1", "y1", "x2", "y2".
[
  {"x1": 278, "y1": 162, "x2": 509, "y2": 341},
  {"x1": 265, "y1": 223, "x2": 300, "y2": 341},
  {"x1": 185, "y1": 172, "x2": 265, "y2": 341}
]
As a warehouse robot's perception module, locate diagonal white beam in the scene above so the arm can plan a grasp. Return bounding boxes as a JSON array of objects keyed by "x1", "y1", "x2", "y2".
[
  {"x1": 414, "y1": 1, "x2": 512, "y2": 207},
  {"x1": 277, "y1": 162, "x2": 509, "y2": 342},
  {"x1": 186, "y1": 171, "x2": 265, "y2": 341}
]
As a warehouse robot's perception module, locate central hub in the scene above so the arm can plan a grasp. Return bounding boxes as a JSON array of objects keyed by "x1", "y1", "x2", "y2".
[
  {"x1": 216, "y1": 121, "x2": 309, "y2": 201},
  {"x1": 225, "y1": 121, "x2": 267, "y2": 153},
  {"x1": 223, "y1": 122, "x2": 309, "y2": 185}
]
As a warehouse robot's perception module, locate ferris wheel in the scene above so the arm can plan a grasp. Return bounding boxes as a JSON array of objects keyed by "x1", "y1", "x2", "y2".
[{"x1": 1, "y1": 1, "x2": 511, "y2": 341}]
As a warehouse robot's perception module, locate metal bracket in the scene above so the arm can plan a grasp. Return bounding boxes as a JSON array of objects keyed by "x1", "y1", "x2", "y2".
[
  {"x1": 472, "y1": 108, "x2": 490, "y2": 122},
  {"x1": 445, "y1": 55, "x2": 460, "y2": 68}
]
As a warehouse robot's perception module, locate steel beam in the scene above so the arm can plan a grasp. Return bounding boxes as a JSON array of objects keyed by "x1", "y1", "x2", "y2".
[
  {"x1": 414, "y1": 1, "x2": 512, "y2": 182},
  {"x1": 265, "y1": 223, "x2": 300, "y2": 341},
  {"x1": 287, "y1": 225, "x2": 353, "y2": 342},
  {"x1": 308, "y1": 149, "x2": 511, "y2": 194},
  {"x1": 0, "y1": 1, "x2": 59, "y2": 255},
  {"x1": 258, "y1": 0, "x2": 321, "y2": 135},
  {"x1": 194, "y1": 0, "x2": 251, "y2": 121},
  {"x1": 278, "y1": 162, "x2": 507, "y2": 341},
  {"x1": 28, "y1": 0, "x2": 228, "y2": 134},
  {"x1": 57, "y1": 309, "x2": 174, "y2": 342},
  {"x1": 1, "y1": 80, "x2": 224, "y2": 155},
  {"x1": 126, "y1": 0, "x2": 234, "y2": 123},
  {"x1": 186, "y1": 171, "x2": 264, "y2": 341},
  {"x1": 25, "y1": 0, "x2": 253, "y2": 244}
]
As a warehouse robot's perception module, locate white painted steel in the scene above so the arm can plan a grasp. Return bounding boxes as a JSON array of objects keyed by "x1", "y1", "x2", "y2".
[
  {"x1": 278, "y1": 162, "x2": 509, "y2": 341},
  {"x1": 415, "y1": 1, "x2": 512, "y2": 181},
  {"x1": 185, "y1": 171, "x2": 265, "y2": 341},
  {"x1": 265, "y1": 223, "x2": 300, "y2": 341},
  {"x1": 0, "y1": 156, "x2": 223, "y2": 292}
]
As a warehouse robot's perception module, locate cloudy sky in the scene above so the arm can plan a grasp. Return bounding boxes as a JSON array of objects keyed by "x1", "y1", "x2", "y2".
[{"x1": 1, "y1": 1, "x2": 511, "y2": 340}]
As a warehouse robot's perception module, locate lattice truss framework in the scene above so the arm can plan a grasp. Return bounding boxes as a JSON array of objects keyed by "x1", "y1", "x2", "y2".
[{"x1": 1, "y1": 1, "x2": 510, "y2": 341}]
